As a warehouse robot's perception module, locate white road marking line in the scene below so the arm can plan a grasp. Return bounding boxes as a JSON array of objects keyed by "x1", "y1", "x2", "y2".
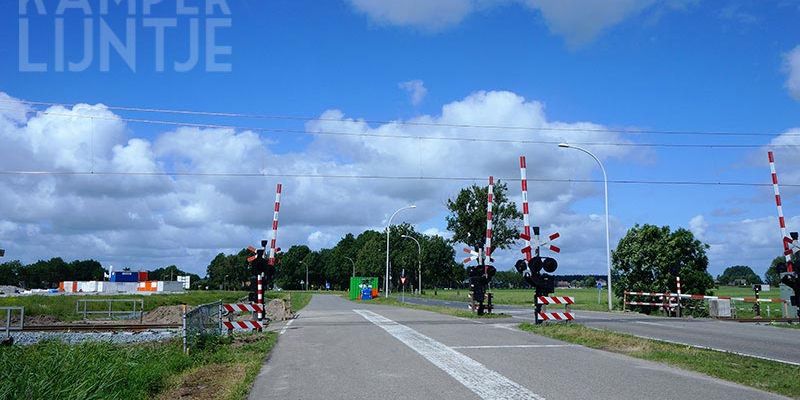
[
  {"x1": 634, "y1": 321, "x2": 673, "y2": 328},
  {"x1": 354, "y1": 309, "x2": 545, "y2": 400},
  {"x1": 492, "y1": 323, "x2": 519, "y2": 331},
  {"x1": 450, "y1": 344, "x2": 576, "y2": 349},
  {"x1": 279, "y1": 319, "x2": 294, "y2": 335}
]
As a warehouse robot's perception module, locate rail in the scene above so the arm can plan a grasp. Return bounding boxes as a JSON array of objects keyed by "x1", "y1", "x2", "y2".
[{"x1": 22, "y1": 323, "x2": 179, "y2": 332}]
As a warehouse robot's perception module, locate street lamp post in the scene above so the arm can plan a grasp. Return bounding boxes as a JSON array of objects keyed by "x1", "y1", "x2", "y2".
[
  {"x1": 300, "y1": 261, "x2": 308, "y2": 291},
  {"x1": 385, "y1": 205, "x2": 416, "y2": 297},
  {"x1": 345, "y1": 257, "x2": 356, "y2": 278},
  {"x1": 401, "y1": 235, "x2": 422, "y2": 295},
  {"x1": 558, "y1": 143, "x2": 613, "y2": 312}
]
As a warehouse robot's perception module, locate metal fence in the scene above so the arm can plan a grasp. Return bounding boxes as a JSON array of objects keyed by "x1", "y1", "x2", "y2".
[
  {"x1": 183, "y1": 300, "x2": 222, "y2": 353},
  {"x1": 76, "y1": 299, "x2": 144, "y2": 321}
]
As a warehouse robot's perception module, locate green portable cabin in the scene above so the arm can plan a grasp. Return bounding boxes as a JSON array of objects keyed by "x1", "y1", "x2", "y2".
[{"x1": 350, "y1": 277, "x2": 379, "y2": 300}]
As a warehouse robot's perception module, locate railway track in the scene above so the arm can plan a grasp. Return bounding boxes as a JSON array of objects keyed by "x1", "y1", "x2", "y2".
[{"x1": 21, "y1": 323, "x2": 181, "y2": 332}]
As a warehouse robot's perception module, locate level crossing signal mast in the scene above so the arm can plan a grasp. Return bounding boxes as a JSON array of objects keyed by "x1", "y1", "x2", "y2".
[{"x1": 515, "y1": 227, "x2": 561, "y2": 324}]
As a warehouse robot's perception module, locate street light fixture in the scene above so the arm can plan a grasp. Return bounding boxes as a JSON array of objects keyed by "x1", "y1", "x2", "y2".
[
  {"x1": 401, "y1": 235, "x2": 422, "y2": 295},
  {"x1": 300, "y1": 260, "x2": 308, "y2": 291},
  {"x1": 345, "y1": 257, "x2": 356, "y2": 278},
  {"x1": 558, "y1": 143, "x2": 613, "y2": 312},
  {"x1": 386, "y1": 205, "x2": 416, "y2": 297}
]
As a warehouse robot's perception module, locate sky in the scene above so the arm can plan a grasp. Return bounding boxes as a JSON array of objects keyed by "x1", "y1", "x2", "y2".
[{"x1": 1, "y1": 0, "x2": 800, "y2": 278}]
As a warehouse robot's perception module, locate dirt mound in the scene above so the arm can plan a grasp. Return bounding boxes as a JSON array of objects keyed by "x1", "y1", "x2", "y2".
[
  {"x1": 265, "y1": 299, "x2": 292, "y2": 321},
  {"x1": 142, "y1": 305, "x2": 189, "y2": 325}
]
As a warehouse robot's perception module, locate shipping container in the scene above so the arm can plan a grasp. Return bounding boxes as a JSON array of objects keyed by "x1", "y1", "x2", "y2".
[
  {"x1": 111, "y1": 271, "x2": 138, "y2": 282},
  {"x1": 138, "y1": 271, "x2": 148, "y2": 282}
]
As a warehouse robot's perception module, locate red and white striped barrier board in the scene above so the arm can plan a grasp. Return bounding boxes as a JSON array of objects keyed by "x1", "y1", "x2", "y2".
[
  {"x1": 769, "y1": 151, "x2": 795, "y2": 273},
  {"x1": 536, "y1": 296, "x2": 575, "y2": 305},
  {"x1": 537, "y1": 312, "x2": 574, "y2": 321},
  {"x1": 223, "y1": 320, "x2": 264, "y2": 331},
  {"x1": 223, "y1": 304, "x2": 263, "y2": 313}
]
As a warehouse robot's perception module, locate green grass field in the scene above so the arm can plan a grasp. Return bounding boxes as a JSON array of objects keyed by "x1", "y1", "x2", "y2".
[
  {"x1": 0, "y1": 291, "x2": 301, "y2": 321},
  {"x1": 0, "y1": 333, "x2": 276, "y2": 400},
  {"x1": 415, "y1": 287, "x2": 618, "y2": 311},
  {"x1": 414, "y1": 285, "x2": 791, "y2": 317}
]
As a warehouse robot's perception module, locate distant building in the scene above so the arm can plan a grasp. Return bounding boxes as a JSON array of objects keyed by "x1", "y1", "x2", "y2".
[{"x1": 556, "y1": 280, "x2": 571, "y2": 288}]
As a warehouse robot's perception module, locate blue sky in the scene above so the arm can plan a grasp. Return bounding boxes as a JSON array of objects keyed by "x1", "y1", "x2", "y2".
[{"x1": 1, "y1": 0, "x2": 800, "y2": 277}]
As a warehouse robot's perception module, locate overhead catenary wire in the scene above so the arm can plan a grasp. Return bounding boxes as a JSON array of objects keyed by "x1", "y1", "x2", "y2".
[
  {"x1": 0, "y1": 169, "x2": 796, "y2": 187},
  {"x1": 4, "y1": 97, "x2": 800, "y2": 138},
  {"x1": 1, "y1": 106, "x2": 798, "y2": 149}
]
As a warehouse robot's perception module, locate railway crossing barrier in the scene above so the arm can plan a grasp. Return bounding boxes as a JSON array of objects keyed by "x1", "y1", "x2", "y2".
[
  {"x1": 220, "y1": 302, "x2": 266, "y2": 332},
  {"x1": 535, "y1": 296, "x2": 575, "y2": 322},
  {"x1": 624, "y1": 291, "x2": 791, "y2": 318}
]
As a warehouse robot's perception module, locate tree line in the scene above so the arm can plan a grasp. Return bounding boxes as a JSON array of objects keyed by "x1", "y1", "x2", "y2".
[
  {"x1": 202, "y1": 223, "x2": 465, "y2": 292},
  {"x1": 0, "y1": 258, "x2": 202, "y2": 290}
]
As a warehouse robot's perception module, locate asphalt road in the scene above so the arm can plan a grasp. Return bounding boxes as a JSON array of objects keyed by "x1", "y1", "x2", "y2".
[
  {"x1": 401, "y1": 296, "x2": 800, "y2": 365},
  {"x1": 250, "y1": 295, "x2": 786, "y2": 400}
]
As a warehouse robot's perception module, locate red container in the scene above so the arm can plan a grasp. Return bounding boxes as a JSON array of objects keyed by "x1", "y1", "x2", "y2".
[{"x1": 138, "y1": 271, "x2": 149, "y2": 282}]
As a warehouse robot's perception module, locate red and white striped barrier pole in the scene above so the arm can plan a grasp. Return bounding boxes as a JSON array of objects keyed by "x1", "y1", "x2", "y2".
[
  {"x1": 269, "y1": 183, "x2": 282, "y2": 266},
  {"x1": 676, "y1": 275, "x2": 682, "y2": 317},
  {"x1": 261, "y1": 183, "x2": 282, "y2": 322},
  {"x1": 484, "y1": 176, "x2": 494, "y2": 275},
  {"x1": 519, "y1": 157, "x2": 532, "y2": 262},
  {"x1": 769, "y1": 151, "x2": 794, "y2": 273}
]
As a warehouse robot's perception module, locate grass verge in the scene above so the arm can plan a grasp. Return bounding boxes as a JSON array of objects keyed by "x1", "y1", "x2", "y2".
[
  {"x1": 0, "y1": 333, "x2": 277, "y2": 400},
  {"x1": 353, "y1": 295, "x2": 511, "y2": 319},
  {"x1": 519, "y1": 323, "x2": 800, "y2": 398},
  {"x1": 287, "y1": 291, "x2": 312, "y2": 312},
  {"x1": 768, "y1": 322, "x2": 800, "y2": 329}
]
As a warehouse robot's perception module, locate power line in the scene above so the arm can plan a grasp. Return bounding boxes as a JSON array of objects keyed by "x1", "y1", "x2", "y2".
[
  {"x1": 1, "y1": 106, "x2": 798, "y2": 149},
  {"x1": 0, "y1": 169, "x2": 791, "y2": 187},
  {"x1": 4, "y1": 97, "x2": 800, "y2": 138}
]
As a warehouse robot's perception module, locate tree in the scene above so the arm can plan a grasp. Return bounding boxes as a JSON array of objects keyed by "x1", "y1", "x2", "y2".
[
  {"x1": 717, "y1": 265, "x2": 762, "y2": 286},
  {"x1": 581, "y1": 276, "x2": 597, "y2": 288},
  {"x1": 445, "y1": 181, "x2": 522, "y2": 253},
  {"x1": 765, "y1": 254, "x2": 799, "y2": 286},
  {"x1": 205, "y1": 249, "x2": 250, "y2": 290},
  {"x1": 149, "y1": 265, "x2": 201, "y2": 284},
  {"x1": 275, "y1": 245, "x2": 312, "y2": 290},
  {"x1": 0, "y1": 260, "x2": 23, "y2": 286},
  {"x1": 612, "y1": 224, "x2": 714, "y2": 303}
]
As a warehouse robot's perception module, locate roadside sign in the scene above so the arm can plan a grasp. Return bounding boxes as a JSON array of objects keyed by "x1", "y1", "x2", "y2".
[{"x1": 400, "y1": 277, "x2": 407, "y2": 285}]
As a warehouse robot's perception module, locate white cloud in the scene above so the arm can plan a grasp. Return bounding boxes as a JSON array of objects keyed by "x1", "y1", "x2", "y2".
[
  {"x1": 689, "y1": 214, "x2": 707, "y2": 240},
  {"x1": 784, "y1": 46, "x2": 800, "y2": 101},
  {"x1": 523, "y1": 0, "x2": 655, "y2": 47},
  {"x1": 399, "y1": 80, "x2": 428, "y2": 106},
  {"x1": 0, "y1": 90, "x2": 632, "y2": 275},
  {"x1": 347, "y1": 0, "x2": 680, "y2": 46},
  {"x1": 348, "y1": 0, "x2": 476, "y2": 31}
]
